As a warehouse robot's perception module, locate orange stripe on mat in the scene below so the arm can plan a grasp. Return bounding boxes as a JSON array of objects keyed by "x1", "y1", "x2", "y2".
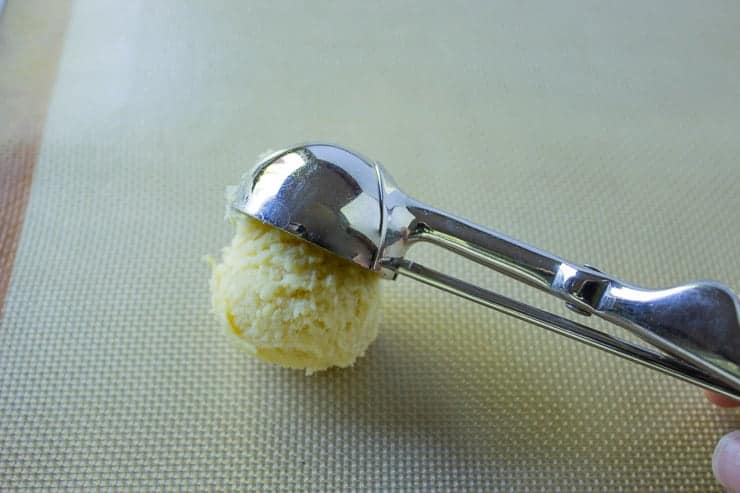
[{"x1": 0, "y1": 0, "x2": 72, "y2": 317}]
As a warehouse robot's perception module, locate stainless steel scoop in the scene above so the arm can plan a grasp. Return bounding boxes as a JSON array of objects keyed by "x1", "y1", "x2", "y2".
[{"x1": 232, "y1": 143, "x2": 740, "y2": 399}]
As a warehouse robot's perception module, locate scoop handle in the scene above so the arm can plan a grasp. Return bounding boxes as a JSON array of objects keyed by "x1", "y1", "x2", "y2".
[{"x1": 404, "y1": 200, "x2": 740, "y2": 392}]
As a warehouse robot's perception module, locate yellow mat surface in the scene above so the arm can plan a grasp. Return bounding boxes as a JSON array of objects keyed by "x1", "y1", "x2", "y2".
[{"x1": 1, "y1": 1, "x2": 739, "y2": 491}]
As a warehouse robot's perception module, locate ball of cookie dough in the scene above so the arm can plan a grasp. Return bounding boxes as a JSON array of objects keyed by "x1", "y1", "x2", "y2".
[{"x1": 210, "y1": 215, "x2": 381, "y2": 374}]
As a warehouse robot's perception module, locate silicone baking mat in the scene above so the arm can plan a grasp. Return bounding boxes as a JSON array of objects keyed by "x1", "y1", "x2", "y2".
[{"x1": 1, "y1": 1, "x2": 739, "y2": 491}]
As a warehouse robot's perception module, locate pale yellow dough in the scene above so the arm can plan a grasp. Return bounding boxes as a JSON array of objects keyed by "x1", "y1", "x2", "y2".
[{"x1": 210, "y1": 215, "x2": 381, "y2": 374}]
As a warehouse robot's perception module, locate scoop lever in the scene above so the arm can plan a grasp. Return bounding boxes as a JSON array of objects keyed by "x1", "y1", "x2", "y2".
[{"x1": 386, "y1": 200, "x2": 740, "y2": 399}]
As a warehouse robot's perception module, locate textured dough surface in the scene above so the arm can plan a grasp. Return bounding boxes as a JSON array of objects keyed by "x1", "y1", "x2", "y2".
[{"x1": 210, "y1": 215, "x2": 381, "y2": 374}]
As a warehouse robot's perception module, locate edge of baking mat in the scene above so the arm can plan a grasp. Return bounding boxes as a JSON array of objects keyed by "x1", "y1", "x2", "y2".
[{"x1": 0, "y1": 0, "x2": 73, "y2": 317}]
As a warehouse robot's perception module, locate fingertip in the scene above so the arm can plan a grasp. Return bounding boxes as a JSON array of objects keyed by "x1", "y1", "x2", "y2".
[{"x1": 714, "y1": 431, "x2": 740, "y2": 491}]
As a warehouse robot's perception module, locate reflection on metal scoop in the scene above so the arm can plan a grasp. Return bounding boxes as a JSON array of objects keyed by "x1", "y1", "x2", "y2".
[{"x1": 232, "y1": 143, "x2": 740, "y2": 399}]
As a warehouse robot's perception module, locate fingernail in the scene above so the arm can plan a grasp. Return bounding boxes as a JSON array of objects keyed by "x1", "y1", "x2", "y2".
[{"x1": 713, "y1": 430, "x2": 740, "y2": 492}]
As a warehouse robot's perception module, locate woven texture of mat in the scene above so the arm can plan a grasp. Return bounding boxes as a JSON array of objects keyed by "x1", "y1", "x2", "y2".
[{"x1": 1, "y1": 1, "x2": 739, "y2": 491}]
